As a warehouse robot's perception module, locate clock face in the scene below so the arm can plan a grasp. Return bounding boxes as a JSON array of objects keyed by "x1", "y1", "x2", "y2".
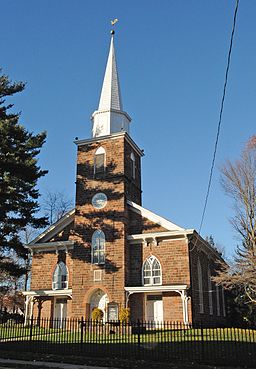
[{"x1": 92, "y1": 192, "x2": 108, "y2": 209}]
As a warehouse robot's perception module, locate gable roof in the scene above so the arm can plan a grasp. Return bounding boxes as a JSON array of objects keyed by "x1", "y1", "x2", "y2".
[
  {"x1": 127, "y1": 200, "x2": 185, "y2": 232},
  {"x1": 30, "y1": 200, "x2": 185, "y2": 245},
  {"x1": 30, "y1": 209, "x2": 75, "y2": 245}
]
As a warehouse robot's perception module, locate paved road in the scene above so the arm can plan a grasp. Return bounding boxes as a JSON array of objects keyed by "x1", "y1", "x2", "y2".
[{"x1": 0, "y1": 358, "x2": 119, "y2": 369}]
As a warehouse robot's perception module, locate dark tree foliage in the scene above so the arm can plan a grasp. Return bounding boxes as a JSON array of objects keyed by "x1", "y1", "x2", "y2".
[{"x1": 0, "y1": 70, "x2": 48, "y2": 279}]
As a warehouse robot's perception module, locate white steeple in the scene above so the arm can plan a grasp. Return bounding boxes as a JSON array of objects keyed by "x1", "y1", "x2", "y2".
[{"x1": 91, "y1": 31, "x2": 131, "y2": 138}]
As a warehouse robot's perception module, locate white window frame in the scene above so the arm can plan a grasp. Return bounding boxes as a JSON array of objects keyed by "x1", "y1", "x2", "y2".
[
  {"x1": 130, "y1": 152, "x2": 135, "y2": 179},
  {"x1": 142, "y1": 256, "x2": 162, "y2": 286},
  {"x1": 52, "y1": 261, "x2": 68, "y2": 290},
  {"x1": 216, "y1": 284, "x2": 220, "y2": 316},
  {"x1": 92, "y1": 230, "x2": 105, "y2": 265},
  {"x1": 94, "y1": 146, "x2": 106, "y2": 175},
  {"x1": 221, "y1": 287, "x2": 226, "y2": 317},
  {"x1": 208, "y1": 267, "x2": 213, "y2": 315},
  {"x1": 197, "y1": 258, "x2": 204, "y2": 314}
]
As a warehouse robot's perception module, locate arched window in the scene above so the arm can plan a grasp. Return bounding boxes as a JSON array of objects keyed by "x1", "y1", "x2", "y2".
[
  {"x1": 208, "y1": 267, "x2": 213, "y2": 315},
  {"x1": 197, "y1": 258, "x2": 204, "y2": 313},
  {"x1": 52, "y1": 262, "x2": 68, "y2": 290},
  {"x1": 130, "y1": 152, "x2": 135, "y2": 179},
  {"x1": 92, "y1": 230, "x2": 105, "y2": 264},
  {"x1": 221, "y1": 287, "x2": 226, "y2": 317},
  {"x1": 216, "y1": 284, "x2": 220, "y2": 316},
  {"x1": 94, "y1": 147, "x2": 105, "y2": 175},
  {"x1": 142, "y1": 256, "x2": 162, "y2": 286}
]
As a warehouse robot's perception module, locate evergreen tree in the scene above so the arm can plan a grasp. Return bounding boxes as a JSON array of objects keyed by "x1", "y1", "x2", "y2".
[{"x1": 0, "y1": 69, "x2": 48, "y2": 280}]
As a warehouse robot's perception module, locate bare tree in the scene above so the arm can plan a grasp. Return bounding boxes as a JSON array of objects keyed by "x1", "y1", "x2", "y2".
[
  {"x1": 42, "y1": 190, "x2": 73, "y2": 225},
  {"x1": 214, "y1": 136, "x2": 256, "y2": 304}
]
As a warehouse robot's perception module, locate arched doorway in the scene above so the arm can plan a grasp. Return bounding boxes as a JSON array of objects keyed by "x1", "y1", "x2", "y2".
[{"x1": 89, "y1": 289, "x2": 109, "y2": 322}]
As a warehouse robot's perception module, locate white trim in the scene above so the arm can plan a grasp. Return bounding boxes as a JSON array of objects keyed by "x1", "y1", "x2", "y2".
[
  {"x1": 130, "y1": 152, "x2": 135, "y2": 179},
  {"x1": 22, "y1": 289, "x2": 72, "y2": 297},
  {"x1": 197, "y1": 258, "x2": 204, "y2": 314},
  {"x1": 27, "y1": 240, "x2": 74, "y2": 253},
  {"x1": 216, "y1": 285, "x2": 220, "y2": 316},
  {"x1": 127, "y1": 200, "x2": 185, "y2": 232},
  {"x1": 91, "y1": 230, "x2": 106, "y2": 265},
  {"x1": 180, "y1": 290, "x2": 189, "y2": 324},
  {"x1": 221, "y1": 287, "x2": 226, "y2": 317},
  {"x1": 142, "y1": 255, "x2": 162, "y2": 286},
  {"x1": 125, "y1": 285, "x2": 187, "y2": 294},
  {"x1": 208, "y1": 267, "x2": 213, "y2": 315},
  {"x1": 127, "y1": 230, "x2": 193, "y2": 244},
  {"x1": 94, "y1": 146, "x2": 106, "y2": 175},
  {"x1": 95, "y1": 146, "x2": 106, "y2": 155},
  {"x1": 52, "y1": 261, "x2": 69, "y2": 290},
  {"x1": 30, "y1": 209, "x2": 75, "y2": 244},
  {"x1": 74, "y1": 132, "x2": 144, "y2": 157}
]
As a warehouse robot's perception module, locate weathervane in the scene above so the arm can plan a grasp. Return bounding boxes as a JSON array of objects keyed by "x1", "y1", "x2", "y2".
[{"x1": 110, "y1": 18, "x2": 118, "y2": 35}]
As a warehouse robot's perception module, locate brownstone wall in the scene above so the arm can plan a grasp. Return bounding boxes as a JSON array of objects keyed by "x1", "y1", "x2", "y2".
[
  {"x1": 71, "y1": 135, "x2": 142, "y2": 317},
  {"x1": 128, "y1": 209, "x2": 169, "y2": 234},
  {"x1": 49, "y1": 221, "x2": 74, "y2": 242},
  {"x1": 128, "y1": 238, "x2": 191, "y2": 287},
  {"x1": 129, "y1": 293, "x2": 144, "y2": 321},
  {"x1": 124, "y1": 139, "x2": 142, "y2": 205},
  {"x1": 32, "y1": 299, "x2": 52, "y2": 318},
  {"x1": 163, "y1": 292, "x2": 183, "y2": 321},
  {"x1": 128, "y1": 237, "x2": 192, "y2": 322},
  {"x1": 30, "y1": 250, "x2": 73, "y2": 291},
  {"x1": 189, "y1": 236, "x2": 227, "y2": 327}
]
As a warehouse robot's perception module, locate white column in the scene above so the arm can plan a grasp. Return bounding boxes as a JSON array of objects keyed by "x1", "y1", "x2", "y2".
[
  {"x1": 24, "y1": 295, "x2": 29, "y2": 326},
  {"x1": 29, "y1": 298, "x2": 34, "y2": 319},
  {"x1": 180, "y1": 290, "x2": 189, "y2": 324}
]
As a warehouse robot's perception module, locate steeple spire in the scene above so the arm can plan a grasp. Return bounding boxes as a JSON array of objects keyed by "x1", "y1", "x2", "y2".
[
  {"x1": 91, "y1": 30, "x2": 131, "y2": 138},
  {"x1": 98, "y1": 31, "x2": 123, "y2": 111}
]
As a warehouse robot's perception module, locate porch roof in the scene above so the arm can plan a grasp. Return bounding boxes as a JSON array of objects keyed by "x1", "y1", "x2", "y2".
[
  {"x1": 22, "y1": 289, "x2": 72, "y2": 298},
  {"x1": 124, "y1": 285, "x2": 188, "y2": 294}
]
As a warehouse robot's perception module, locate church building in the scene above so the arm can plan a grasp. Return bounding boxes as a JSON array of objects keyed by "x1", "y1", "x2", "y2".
[{"x1": 23, "y1": 31, "x2": 226, "y2": 327}]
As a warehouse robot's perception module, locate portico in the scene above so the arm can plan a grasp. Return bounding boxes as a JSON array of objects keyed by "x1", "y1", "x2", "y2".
[{"x1": 125, "y1": 285, "x2": 190, "y2": 324}]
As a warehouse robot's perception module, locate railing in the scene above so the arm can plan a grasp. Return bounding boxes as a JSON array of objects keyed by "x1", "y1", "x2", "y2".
[{"x1": 0, "y1": 317, "x2": 255, "y2": 367}]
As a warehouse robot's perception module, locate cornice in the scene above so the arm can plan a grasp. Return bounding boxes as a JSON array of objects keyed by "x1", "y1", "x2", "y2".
[
  {"x1": 27, "y1": 240, "x2": 74, "y2": 254},
  {"x1": 74, "y1": 132, "x2": 144, "y2": 157},
  {"x1": 30, "y1": 209, "x2": 75, "y2": 244}
]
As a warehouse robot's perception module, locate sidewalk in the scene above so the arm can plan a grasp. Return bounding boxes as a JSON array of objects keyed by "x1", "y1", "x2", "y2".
[
  {"x1": 0, "y1": 358, "x2": 118, "y2": 369},
  {"x1": 0, "y1": 355, "x2": 248, "y2": 369}
]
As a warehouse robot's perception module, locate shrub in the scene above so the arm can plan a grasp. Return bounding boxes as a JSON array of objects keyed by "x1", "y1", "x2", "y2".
[
  {"x1": 119, "y1": 307, "x2": 130, "y2": 323},
  {"x1": 91, "y1": 308, "x2": 104, "y2": 321}
]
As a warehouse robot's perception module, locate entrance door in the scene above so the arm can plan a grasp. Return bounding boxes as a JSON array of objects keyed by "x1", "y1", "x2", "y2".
[
  {"x1": 146, "y1": 295, "x2": 163, "y2": 325},
  {"x1": 54, "y1": 298, "x2": 67, "y2": 328},
  {"x1": 90, "y1": 289, "x2": 109, "y2": 322}
]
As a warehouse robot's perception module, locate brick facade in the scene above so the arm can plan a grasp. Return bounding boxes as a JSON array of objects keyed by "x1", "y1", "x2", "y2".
[
  {"x1": 27, "y1": 132, "x2": 226, "y2": 327},
  {"x1": 24, "y1": 32, "x2": 228, "y2": 327}
]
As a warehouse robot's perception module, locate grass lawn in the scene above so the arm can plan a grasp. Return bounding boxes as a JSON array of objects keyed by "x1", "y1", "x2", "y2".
[{"x1": 1, "y1": 324, "x2": 255, "y2": 344}]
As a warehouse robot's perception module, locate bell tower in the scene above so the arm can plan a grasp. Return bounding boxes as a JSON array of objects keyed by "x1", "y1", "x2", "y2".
[{"x1": 71, "y1": 30, "x2": 143, "y2": 318}]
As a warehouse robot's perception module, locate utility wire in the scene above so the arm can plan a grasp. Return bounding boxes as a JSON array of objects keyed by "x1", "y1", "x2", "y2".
[{"x1": 198, "y1": 0, "x2": 240, "y2": 237}]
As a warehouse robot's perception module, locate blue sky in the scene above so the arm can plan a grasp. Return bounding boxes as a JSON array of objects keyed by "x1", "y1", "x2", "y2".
[{"x1": 1, "y1": 0, "x2": 256, "y2": 257}]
